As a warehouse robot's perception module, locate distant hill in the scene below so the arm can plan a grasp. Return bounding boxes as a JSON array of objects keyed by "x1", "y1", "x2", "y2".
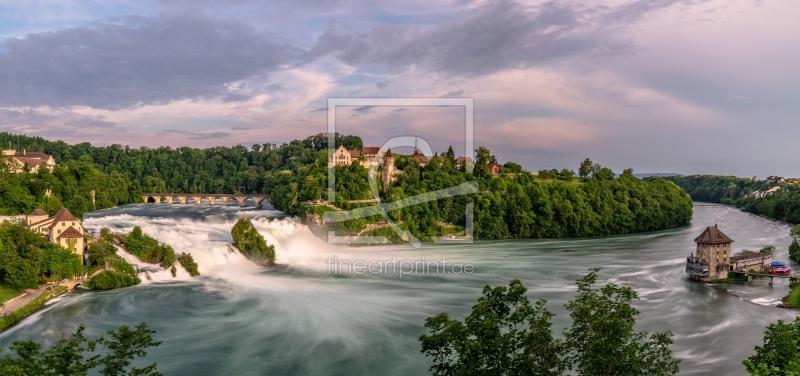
[{"x1": 634, "y1": 173, "x2": 682, "y2": 179}]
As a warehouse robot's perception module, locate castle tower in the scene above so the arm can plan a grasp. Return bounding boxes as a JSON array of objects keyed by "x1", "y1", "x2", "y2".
[
  {"x1": 687, "y1": 224, "x2": 734, "y2": 282},
  {"x1": 382, "y1": 148, "x2": 394, "y2": 192}
]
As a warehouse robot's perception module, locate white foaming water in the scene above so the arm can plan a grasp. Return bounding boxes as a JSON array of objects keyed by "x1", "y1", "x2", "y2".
[
  {"x1": 112, "y1": 245, "x2": 193, "y2": 282},
  {"x1": 82, "y1": 212, "x2": 408, "y2": 287}
]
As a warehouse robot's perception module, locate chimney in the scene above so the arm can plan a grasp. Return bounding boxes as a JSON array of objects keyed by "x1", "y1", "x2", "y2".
[{"x1": 715, "y1": 224, "x2": 718, "y2": 228}]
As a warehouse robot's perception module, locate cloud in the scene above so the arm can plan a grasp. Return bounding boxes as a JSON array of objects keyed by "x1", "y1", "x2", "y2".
[
  {"x1": 441, "y1": 89, "x2": 465, "y2": 98},
  {"x1": 158, "y1": 129, "x2": 232, "y2": 140},
  {"x1": 308, "y1": 1, "x2": 629, "y2": 76},
  {"x1": 230, "y1": 126, "x2": 252, "y2": 131},
  {"x1": 375, "y1": 81, "x2": 389, "y2": 89},
  {"x1": 352, "y1": 105, "x2": 376, "y2": 114},
  {"x1": 0, "y1": 13, "x2": 303, "y2": 110},
  {"x1": 310, "y1": 107, "x2": 328, "y2": 112}
]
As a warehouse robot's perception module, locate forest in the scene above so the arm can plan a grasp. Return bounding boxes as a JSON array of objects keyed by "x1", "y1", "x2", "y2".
[
  {"x1": 663, "y1": 175, "x2": 800, "y2": 224},
  {"x1": 270, "y1": 149, "x2": 694, "y2": 240},
  {"x1": 0, "y1": 220, "x2": 83, "y2": 290},
  {"x1": 0, "y1": 131, "x2": 361, "y2": 197},
  {"x1": 1, "y1": 131, "x2": 694, "y2": 241},
  {"x1": 0, "y1": 157, "x2": 142, "y2": 218}
]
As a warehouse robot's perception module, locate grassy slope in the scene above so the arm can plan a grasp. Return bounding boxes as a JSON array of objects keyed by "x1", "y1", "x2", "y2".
[{"x1": 0, "y1": 283, "x2": 21, "y2": 302}]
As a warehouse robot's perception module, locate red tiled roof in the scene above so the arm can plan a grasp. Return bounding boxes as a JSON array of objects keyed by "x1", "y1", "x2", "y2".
[
  {"x1": 48, "y1": 208, "x2": 79, "y2": 228},
  {"x1": 694, "y1": 225, "x2": 734, "y2": 244},
  {"x1": 350, "y1": 150, "x2": 361, "y2": 158},
  {"x1": 13, "y1": 151, "x2": 51, "y2": 159},
  {"x1": 57, "y1": 226, "x2": 83, "y2": 239},
  {"x1": 4, "y1": 156, "x2": 48, "y2": 168},
  {"x1": 384, "y1": 149, "x2": 393, "y2": 157},
  {"x1": 28, "y1": 209, "x2": 48, "y2": 216},
  {"x1": 361, "y1": 147, "x2": 380, "y2": 154}
]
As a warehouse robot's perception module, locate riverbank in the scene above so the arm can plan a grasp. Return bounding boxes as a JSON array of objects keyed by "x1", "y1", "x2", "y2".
[{"x1": 0, "y1": 286, "x2": 67, "y2": 331}]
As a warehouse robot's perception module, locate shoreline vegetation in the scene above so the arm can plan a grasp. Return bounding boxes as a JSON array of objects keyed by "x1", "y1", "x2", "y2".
[
  {"x1": 97, "y1": 226, "x2": 200, "y2": 279},
  {"x1": 0, "y1": 286, "x2": 67, "y2": 331},
  {"x1": 2, "y1": 131, "x2": 693, "y2": 244},
  {"x1": 274, "y1": 146, "x2": 694, "y2": 243},
  {"x1": 663, "y1": 175, "x2": 800, "y2": 225}
]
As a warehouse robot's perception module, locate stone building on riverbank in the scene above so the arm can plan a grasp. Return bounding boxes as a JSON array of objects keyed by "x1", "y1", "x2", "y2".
[
  {"x1": 685, "y1": 225, "x2": 774, "y2": 282},
  {"x1": 686, "y1": 225, "x2": 734, "y2": 282}
]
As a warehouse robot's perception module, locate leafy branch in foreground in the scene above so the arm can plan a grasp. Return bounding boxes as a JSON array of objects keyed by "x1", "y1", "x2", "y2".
[
  {"x1": 420, "y1": 269, "x2": 681, "y2": 376},
  {"x1": 744, "y1": 317, "x2": 800, "y2": 375},
  {"x1": 0, "y1": 322, "x2": 162, "y2": 376}
]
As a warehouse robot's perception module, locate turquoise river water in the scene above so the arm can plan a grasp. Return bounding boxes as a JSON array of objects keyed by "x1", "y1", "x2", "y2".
[{"x1": 0, "y1": 202, "x2": 796, "y2": 375}]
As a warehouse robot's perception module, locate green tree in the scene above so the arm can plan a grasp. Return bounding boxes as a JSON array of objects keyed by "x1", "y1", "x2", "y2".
[
  {"x1": 593, "y1": 167, "x2": 615, "y2": 181},
  {"x1": 420, "y1": 271, "x2": 680, "y2": 376},
  {"x1": 622, "y1": 168, "x2": 634, "y2": 176},
  {"x1": 4, "y1": 259, "x2": 38, "y2": 290},
  {"x1": 46, "y1": 196, "x2": 63, "y2": 217},
  {"x1": 419, "y1": 280, "x2": 569, "y2": 375},
  {"x1": 579, "y1": 158, "x2": 593, "y2": 178},
  {"x1": 0, "y1": 323, "x2": 162, "y2": 376},
  {"x1": 444, "y1": 146, "x2": 456, "y2": 166},
  {"x1": 474, "y1": 147, "x2": 494, "y2": 178},
  {"x1": 760, "y1": 245, "x2": 776, "y2": 254},
  {"x1": 744, "y1": 317, "x2": 800, "y2": 375},
  {"x1": 564, "y1": 268, "x2": 680, "y2": 375},
  {"x1": 791, "y1": 226, "x2": 800, "y2": 243},
  {"x1": 790, "y1": 240, "x2": 800, "y2": 262}
]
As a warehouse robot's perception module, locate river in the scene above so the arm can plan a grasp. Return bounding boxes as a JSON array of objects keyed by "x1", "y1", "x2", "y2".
[{"x1": 0, "y1": 202, "x2": 796, "y2": 375}]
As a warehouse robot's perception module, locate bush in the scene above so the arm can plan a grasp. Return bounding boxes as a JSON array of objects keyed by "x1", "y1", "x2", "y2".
[
  {"x1": 121, "y1": 226, "x2": 175, "y2": 268},
  {"x1": 110, "y1": 259, "x2": 136, "y2": 276},
  {"x1": 178, "y1": 253, "x2": 200, "y2": 276},
  {"x1": 231, "y1": 218, "x2": 276, "y2": 264},
  {"x1": 87, "y1": 270, "x2": 140, "y2": 290}
]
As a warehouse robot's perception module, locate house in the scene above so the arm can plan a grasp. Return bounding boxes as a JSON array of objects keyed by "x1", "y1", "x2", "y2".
[
  {"x1": 685, "y1": 224, "x2": 734, "y2": 282},
  {"x1": 750, "y1": 186, "x2": 783, "y2": 199},
  {"x1": 490, "y1": 164, "x2": 500, "y2": 174},
  {"x1": 730, "y1": 251, "x2": 772, "y2": 273},
  {"x1": 1, "y1": 150, "x2": 56, "y2": 173},
  {"x1": 764, "y1": 176, "x2": 785, "y2": 183},
  {"x1": 327, "y1": 145, "x2": 390, "y2": 169},
  {"x1": 27, "y1": 208, "x2": 86, "y2": 262},
  {"x1": 455, "y1": 156, "x2": 474, "y2": 170}
]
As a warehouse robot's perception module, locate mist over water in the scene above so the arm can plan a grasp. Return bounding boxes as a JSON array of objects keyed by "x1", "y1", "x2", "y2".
[{"x1": 0, "y1": 202, "x2": 796, "y2": 375}]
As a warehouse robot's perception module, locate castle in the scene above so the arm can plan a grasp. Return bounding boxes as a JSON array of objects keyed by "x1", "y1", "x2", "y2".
[
  {"x1": 328, "y1": 145, "x2": 402, "y2": 191},
  {"x1": 327, "y1": 143, "x2": 474, "y2": 192}
]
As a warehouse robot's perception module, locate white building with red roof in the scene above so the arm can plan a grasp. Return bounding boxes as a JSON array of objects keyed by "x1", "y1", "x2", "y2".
[
  {"x1": 2, "y1": 150, "x2": 56, "y2": 173},
  {"x1": 27, "y1": 208, "x2": 86, "y2": 261}
]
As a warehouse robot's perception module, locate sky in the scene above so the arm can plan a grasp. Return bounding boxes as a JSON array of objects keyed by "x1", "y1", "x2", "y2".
[{"x1": 0, "y1": 0, "x2": 798, "y2": 177}]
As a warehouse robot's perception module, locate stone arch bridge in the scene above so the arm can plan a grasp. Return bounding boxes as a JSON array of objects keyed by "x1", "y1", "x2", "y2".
[{"x1": 141, "y1": 194, "x2": 270, "y2": 208}]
